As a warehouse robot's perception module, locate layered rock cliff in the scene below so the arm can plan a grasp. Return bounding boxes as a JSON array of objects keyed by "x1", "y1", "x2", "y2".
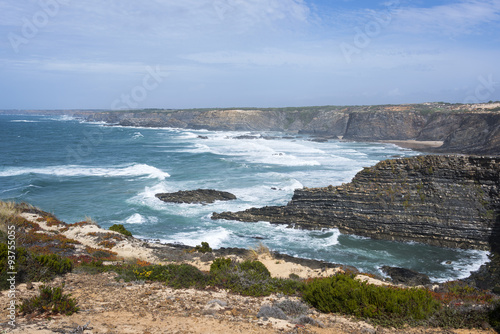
[
  {"x1": 77, "y1": 103, "x2": 500, "y2": 155},
  {"x1": 212, "y1": 155, "x2": 500, "y2": 250}
]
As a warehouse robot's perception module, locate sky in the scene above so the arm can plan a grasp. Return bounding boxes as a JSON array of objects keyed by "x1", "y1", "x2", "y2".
[{"x1": 1, "y1": 0, "x2": 499, "y2": 109}]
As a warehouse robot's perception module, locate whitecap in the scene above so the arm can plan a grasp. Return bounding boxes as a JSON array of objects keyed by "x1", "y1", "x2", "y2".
[
  {"x1": 132, "y1": 132, "x2": 144, "y2": 139},
  {"x1": 441, "y1": 250, "x2": 490, "y2": 282},
  {"x1": 159, "y1": 227, "x2": 232, "y2": 248},
  {"x1": 125, "y1": 213, "x2": 147, "y2": 224},
  {"x1": 10, "y1": 120, "x2": 40, "y2": 123},
  {"x1": 0, "y1": 163, "x2": 170, "y2": 180}
]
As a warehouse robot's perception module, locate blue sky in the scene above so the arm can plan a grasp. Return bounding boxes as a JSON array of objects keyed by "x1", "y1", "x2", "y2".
[{"x1": 1, "y1": 0, "x2": 499, "y2": 109}]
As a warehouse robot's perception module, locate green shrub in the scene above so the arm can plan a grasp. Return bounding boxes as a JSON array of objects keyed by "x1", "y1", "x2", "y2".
[
  {"x1": 109, "y1": 224, "x2": 132, "y2": 237},
  {"x1": 134, "y1": 263, "x2": 208, "y2": 289},
  {"x1": 489, "y1": 303, "x2": 500, "y2": 331},
  {"x1": 0, "y1": 244, "x2": 72, "y2": 290},
  {"x1": 209, "y1": 259, "x2": 303, "y2": 297},
  {"x1": 19, "y1": 285, "x2": 79, "y2": 316},
  {"x1": 210, "y1": 257, "x2": 232, "y2": 274},
  {"x1": 239, "y1": 260, "x2": 271, "y2": 278},
  {"x1": 36, "y1": 254, "x2": 72, "y2": 275},
  {"x1": 195, "y1": 241, "x2": 212, "y2": 253},
  {"x1": 302, "y1": 274, "x2": 440, "y2": 326}
]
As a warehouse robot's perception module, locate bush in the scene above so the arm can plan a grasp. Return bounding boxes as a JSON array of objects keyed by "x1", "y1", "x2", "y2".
[
  {"x1": 490, "y1": 303, "x2": 500, "y2": 331},
  {"x1": 134, "y1": 264, "x2": 208, "y2": 289},
  {"x1": 210, "y1": 257, "x2": 232, "y2": 274},
  {"x1": 209, "y1": 258, "x2": 303, "y2": 297},
  {"x1": 302, "y1": 274, "x2": 440, "y2": 326},
  {"x1": 0, "y1": 244, "x2": 72, "y2": 290},
  {"x1": 109, "y1": 224, "x2": 132, "y2": 237},
  {"x1": 19, "y1": 285, "x2": 79, "y2": 316},
  {"x1": 36, "y1": 254, "x2": 72, "y2": 275},
  {"x1": 195, "y1": 241, "x2": 212, "y2": 253}
]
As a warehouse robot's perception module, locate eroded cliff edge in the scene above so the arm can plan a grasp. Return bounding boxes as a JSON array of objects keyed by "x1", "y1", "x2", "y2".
[{"x1": 213, "y1": 155, "x2": 500, "y2": 251}]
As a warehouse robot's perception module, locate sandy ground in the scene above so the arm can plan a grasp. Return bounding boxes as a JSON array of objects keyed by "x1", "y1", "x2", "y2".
[{"x1": 0, "y1": 212, "x2": 495, "y2": 333}]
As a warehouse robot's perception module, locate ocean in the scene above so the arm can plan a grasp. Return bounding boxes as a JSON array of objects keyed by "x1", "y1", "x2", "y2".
[{"x1": 0, "y1": 114, "x2": 489, "y2": 282}]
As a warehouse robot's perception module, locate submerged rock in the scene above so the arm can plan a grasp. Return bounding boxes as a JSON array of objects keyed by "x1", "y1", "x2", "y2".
[{"x1": 156, "y1": 189, "x2": 237, "y2": 204}]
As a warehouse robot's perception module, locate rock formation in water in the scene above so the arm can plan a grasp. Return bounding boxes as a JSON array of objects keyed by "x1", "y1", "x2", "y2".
[
  {"x1": 156, "y1": 189, "x2": 237, "y2": 204},
  {"x1": 76, "y1": 103, "x2": 500, "y2": 155},
  {"x1": 212, "y1": 155, "x2": 500, "y2": 250}
]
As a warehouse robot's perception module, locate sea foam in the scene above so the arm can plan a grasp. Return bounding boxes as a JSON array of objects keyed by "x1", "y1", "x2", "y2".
[{"x1": 0, "y1": 163, "x2": 170, "y2": 180}]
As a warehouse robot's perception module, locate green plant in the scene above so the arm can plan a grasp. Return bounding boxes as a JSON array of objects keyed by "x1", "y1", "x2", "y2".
[
  {"x1": 195, "y1": 241, "x2": 212, "y2": 253},
  {"x1": 209, "y1": 259, "x2": 303, "y2": 296},
  {"x1": 35, "y1": 254, "x2": 72, "y2": 275},
  {"x1": 133, "y1": 264, "x2": 208, "y2": 289},
  {"x1": 210, "y1": 257, "x2": 232, "y2": 274},
  {"x1": 19, "y1": 285, "x2": 79, "y2": 316},
  {"x1": 0, "y1": 245, "x2": 72, "y2": 290},
  {"x1": 302, "y1": 274, "x2": 440, "y2": 326},
  {"x1": 490, "y1": 303, "x2": 500, "y2": 331},
  {"x1": 109, "y1": 224, "x2": 132, "y2": 237}
]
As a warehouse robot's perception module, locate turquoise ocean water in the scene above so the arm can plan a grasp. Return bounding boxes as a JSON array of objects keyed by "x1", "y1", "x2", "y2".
[{"x1": 0, "y1": 114, "x2": 489, "y2": 282}]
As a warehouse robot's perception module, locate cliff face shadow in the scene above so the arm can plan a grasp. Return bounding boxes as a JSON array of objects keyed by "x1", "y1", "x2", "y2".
[{"x1": 492, "y1": 215, "x2": 500, "y2": 255}]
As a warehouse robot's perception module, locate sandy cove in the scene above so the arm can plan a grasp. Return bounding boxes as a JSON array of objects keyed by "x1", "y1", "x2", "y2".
[{"x1": 0, "y1": 212, "x2": 495, "y2": 334}]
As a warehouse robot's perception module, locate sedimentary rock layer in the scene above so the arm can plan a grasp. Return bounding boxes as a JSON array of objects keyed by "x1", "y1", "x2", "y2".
[{"x1": 213, "y1": 155, "x2": 500, "y2": 250}]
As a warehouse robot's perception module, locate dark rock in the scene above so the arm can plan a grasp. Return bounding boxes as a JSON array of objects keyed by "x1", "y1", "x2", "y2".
[
  {"x1": 197, "y1": 135, "x2": 208, "y2": 139},
  {"x1": 234, "y1": 135, "x2": 260, "y2": 139},
  {"x1": 156, "y1": 189, "x2": 237, "y2": 204},
  {"x1": 381, "y1": 266, "x2": 431, "y2": 286}
]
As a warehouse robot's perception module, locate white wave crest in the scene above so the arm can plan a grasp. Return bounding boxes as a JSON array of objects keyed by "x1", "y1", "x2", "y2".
[
  {"x1": 0, "y1": 164, "x2": 170, "y2": 180},
  {"x1": 159, "y1": 227, "x2": 232, "y2": 248},
  {"x1": 10, "y1": 120, "x2": 40, "y2": 123}
]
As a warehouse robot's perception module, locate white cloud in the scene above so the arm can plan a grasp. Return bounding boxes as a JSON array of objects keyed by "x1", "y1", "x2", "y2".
[
  {"x1": 392, "y1": 0, "x2": 500, "y2": 35},
  {"x1": 182, "y1": 48, "x2": 335, "y2": 67}
]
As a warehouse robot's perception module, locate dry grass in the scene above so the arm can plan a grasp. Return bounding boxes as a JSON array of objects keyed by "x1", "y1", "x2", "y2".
[
  {"x1": 244, "y1": 242, "x2": 272, "y2": 261},
  {"x1": 0, "y1": 201, "x2": 21, "y2": 235},
  {"x1": 84, "y1": 216, "x2": 98, "y2": 225}
]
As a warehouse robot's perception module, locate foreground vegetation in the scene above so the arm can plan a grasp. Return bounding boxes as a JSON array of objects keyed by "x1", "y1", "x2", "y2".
[{"x1": 1, "y1": 201, "x2": 499, "y2": 330}]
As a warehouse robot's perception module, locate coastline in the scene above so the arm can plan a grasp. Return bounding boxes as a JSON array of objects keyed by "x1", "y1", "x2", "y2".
[{"x1": 2, "y1": 207, "x2": 497, "y2": 334}]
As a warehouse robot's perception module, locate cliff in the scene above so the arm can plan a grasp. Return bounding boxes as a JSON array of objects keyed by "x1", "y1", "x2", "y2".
[
  {"x1": 77, "y1": 103, "x2": 500, "y2": 156},
  {"x1": 213, "y1": 155, "x2": 500, "y2": 251}
]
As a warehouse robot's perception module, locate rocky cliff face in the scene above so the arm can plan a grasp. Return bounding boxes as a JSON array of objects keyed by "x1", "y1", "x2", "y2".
[
  {"x1": 77, "y1": 103, "x2": 500, "y2": 156},
  {"x1": 213, "y1": 155, "x2": 500, "y2": 250}
]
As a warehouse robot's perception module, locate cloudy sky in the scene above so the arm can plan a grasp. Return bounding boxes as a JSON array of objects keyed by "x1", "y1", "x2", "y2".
[{"x1": 1, "y1": 0, "x2": 499, "y2": 109}]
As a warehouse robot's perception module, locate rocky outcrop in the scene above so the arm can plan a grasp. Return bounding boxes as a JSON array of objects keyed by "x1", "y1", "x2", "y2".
[
  {"x1": 212, "y1": 155, "x2": 500, "y2": 250},
  {"x1": 156, "y1": 189, "x2": 236, "y2": 204},
  {"x1": 381, "y1": 266, "x2": 431, "y2": 286},
  {"x1": 76, "y1": 103, "x2": 500, "y2": 156}
]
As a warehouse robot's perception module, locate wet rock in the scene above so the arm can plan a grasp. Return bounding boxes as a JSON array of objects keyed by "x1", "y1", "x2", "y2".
[
  {"x1": 381, "y1": 266, "x2": 431, "y2": 286},
  {"x1": 156, "y1": 189, "x2": 237, "y2": 204}
]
